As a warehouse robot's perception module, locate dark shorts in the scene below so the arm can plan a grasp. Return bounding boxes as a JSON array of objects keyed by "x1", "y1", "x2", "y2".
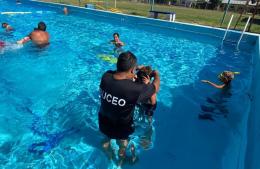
[{"x1": 98, "y1": 113, "x2": 134, "y2": 140}]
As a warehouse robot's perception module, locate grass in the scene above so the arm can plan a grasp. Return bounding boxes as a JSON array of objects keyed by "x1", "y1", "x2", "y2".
[{"x1": 42, "y1": 0, "x2": 260, "y2": 34}]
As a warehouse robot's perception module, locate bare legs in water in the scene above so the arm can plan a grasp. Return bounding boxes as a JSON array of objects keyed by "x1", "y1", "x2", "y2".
[{"x1": 102, "y1": 138, "x2": 137, "y2": 167}]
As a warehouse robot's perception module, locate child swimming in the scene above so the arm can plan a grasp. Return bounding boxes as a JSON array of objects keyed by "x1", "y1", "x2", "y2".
[
  {"x1": 110, "y1": 33, "x2": 124, "y2": 55},
  {"x1": 201, "y1": 71, "x2": 240, "y2": 89},
  {"x1": 2, "y1": 23, "x2": 13, "y2": 32}
]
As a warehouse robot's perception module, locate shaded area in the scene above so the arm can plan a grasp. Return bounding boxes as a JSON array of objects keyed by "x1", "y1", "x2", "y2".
[{"x1": 242, "y1": 17, "x2": 260, "y2": 25}]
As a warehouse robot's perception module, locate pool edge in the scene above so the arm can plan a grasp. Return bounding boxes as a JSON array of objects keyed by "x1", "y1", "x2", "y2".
[{"x1": 24, "y1": 0, "x2": 259, "y2": 44}]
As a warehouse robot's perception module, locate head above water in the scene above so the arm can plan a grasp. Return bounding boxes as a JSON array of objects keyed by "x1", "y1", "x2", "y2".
[
  {"x1": 35, "y1": 22, "x2": 47, "y2": 31},
  {"x1": 113, "y1": 33, "x2": 120, "y2": 41},
  {"x1": 218, "y1": 71, "x2": 239, "y2": 84},
  {"x1": 117, "y1": 51, "x2": 137, "y2": 73},
  {"x1": 113, "y1": 33, "x2": 119, "y2": 38},
  {"x1": 2, "y1": 23, "x2": 8, "y2": 28},
  {"x1": 63, "y1": 7, "x2": 68, "y2": 15}
]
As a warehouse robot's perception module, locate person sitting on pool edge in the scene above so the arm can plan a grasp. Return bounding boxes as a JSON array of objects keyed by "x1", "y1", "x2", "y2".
[
  {"x1": 135, "y1": 65, "x2": 157, "y2": 124},
  {"x1": 201, "y1": 71, "x2": 240, "y2": 89},
  {"x1": 17, "y1": 21, "x2": 50, "y2": 46},
  {"x1": 110, "y1": 33, "x2": 124, "y2": 55},
  {"x1": 2, "y1": 23, "x2": 13, "y2": 32}
]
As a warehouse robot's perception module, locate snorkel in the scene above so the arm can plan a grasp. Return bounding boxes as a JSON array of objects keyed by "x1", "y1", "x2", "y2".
[{"x1": 218, "y1": 71, "x2": 240, "y2": 83}]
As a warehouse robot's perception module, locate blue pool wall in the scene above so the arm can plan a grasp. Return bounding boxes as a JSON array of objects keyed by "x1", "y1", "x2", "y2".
[
  {"x1": 7, "y1": 1, "x2": 260, "y2": 168},
  {"x1": 245, "y1": 36, "x2": 260, "y2": 169}
]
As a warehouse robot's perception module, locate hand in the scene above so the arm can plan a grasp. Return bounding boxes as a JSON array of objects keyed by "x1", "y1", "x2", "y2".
[
  {"x1": 117, "y1": 41, "x2": 124, "y2": 46},
  {"x1": 17, "y1": 40, "x2": 23, "y2": 44},
  {"x1": 201, "y1": 80, "x2": 209, "y2": 83},
  {"x1": 142, "y1": 75, "x2": 150, "y2": 84}
]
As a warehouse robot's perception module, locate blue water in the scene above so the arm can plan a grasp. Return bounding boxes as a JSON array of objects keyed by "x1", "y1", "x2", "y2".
[{"x1": 0, "y1": 1, "x2": 255, "y2": 169}]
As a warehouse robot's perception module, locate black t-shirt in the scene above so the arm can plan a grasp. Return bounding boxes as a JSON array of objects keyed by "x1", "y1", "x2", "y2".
[{"x1": 99, "y1": 70, "x2": 156, "y2": 122}]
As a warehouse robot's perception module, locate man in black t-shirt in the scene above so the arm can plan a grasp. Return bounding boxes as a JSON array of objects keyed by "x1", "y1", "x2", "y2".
[{"x1": 98, "y1": 51, "x2": 160, "y2": 164}]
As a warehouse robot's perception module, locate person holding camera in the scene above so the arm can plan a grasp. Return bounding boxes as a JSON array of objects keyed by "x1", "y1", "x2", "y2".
[{"x1": 98, "y1": 51, "x2": 160, "y2": 166}]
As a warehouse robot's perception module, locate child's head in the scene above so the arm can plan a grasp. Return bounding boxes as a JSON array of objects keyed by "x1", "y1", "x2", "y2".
[
  {"x1": 113, "y1": 33, "x2": 120, "y2": 41},
  {"x1": 218, "y1": 71, "x2": 235, "y2": 84},
  {"x1": 2, "y1": 23, "x2": 8, "y2": 28},
  {"x1": 136, "y1": 66, "x2": 152, "y2": 83},
  {"x1": 63, "y1": 7, "x2": 68, "y2": 15}
]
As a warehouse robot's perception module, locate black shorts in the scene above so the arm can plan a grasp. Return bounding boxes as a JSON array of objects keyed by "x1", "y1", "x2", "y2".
[{"x1": 98, "y1": 113, "x2": 134, "y2": 140}]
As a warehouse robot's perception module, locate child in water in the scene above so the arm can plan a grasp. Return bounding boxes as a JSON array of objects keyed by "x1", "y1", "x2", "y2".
[
  {"x1": 201, "y1": 71, "x2": 240, "y2": 89},
  {"x1": 135, "y1": 66, "x2": 157, "y2": 124},
  {"x1": 63, "y1": 7, "x2": 68, "y2": 15},
  {"x1": 2, "y1": 23, "x2": 13, "y2": 32},
  {"x1": 110, "y1": 33, "x2": 124, "y2": 55}
]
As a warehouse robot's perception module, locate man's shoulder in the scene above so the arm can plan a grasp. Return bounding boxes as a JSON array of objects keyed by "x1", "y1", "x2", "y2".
[
  {"x1": 101, "y1": 70, "x2": 115, "y2": 79},
  {"x1": 103, "y1": 70, "x2": 115, "y2": 75}
]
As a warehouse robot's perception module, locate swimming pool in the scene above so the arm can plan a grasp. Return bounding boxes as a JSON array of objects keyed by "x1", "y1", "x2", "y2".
[{"x1": 0, "y1": 0, "x2": 259, "y2": 169}]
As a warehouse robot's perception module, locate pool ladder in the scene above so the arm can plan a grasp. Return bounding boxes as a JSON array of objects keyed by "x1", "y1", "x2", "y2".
[
  {"x1": 222, "y1": 14, "x2": 234, "y2": 43},
  {"x1": 222, "y1": 15, "x2": 251, "y2": 49},
  {"x1": 237, "y1": 16, "x2": 251, "y2": 49}
]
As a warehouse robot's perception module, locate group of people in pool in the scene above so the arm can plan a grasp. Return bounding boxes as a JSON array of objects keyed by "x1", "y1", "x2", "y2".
[
  {"x1": 1, "y1": 7, "x2": 240, "y2": 168},
  {"x1": 0, "y1": 21, "x2": 50, "y2": 49},
  {"x1": 100, "y1": 32, "x2": 240, "y2": 167},
  {"x1": 102, "y1": 32, "x2": 240, "y2": 165}
]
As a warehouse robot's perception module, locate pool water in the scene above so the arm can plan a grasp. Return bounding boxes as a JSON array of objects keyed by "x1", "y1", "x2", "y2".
[{"x1": 0, "y1": 0, "x2": 255, "y2": 169}]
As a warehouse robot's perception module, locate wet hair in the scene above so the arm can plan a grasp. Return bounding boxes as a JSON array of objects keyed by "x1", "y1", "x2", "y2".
[
  {"x1": 35, "y1": 22, "x2": 47, "y2": 31},
  {"x1": 218, "y1": 71, "x2": 234, "y2": 84},
  {"x1": 136, "y1": 66, "x2": 152, "y2": 83},
  {"x1": 2, "y1": 23, "x2": 8, "y2": 28},
  {"x1": 117, "y1": 51, "x2": 137, "y2": 72},
  {"x1": 113, "y1": 33, "x2": 119, "y2": 37}
]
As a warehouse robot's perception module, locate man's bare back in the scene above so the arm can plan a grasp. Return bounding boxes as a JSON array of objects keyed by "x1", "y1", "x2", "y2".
[
  {"x1": 30, "y1": 30, "x2": 49, "y2": 46},
  {"x1": 17, "y1": 22, "x2": 49, "y2": 46}
]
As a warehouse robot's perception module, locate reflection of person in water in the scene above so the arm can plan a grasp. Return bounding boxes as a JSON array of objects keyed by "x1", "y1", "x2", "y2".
[
  {"x1": 199, "y1": 83, "x2": 232, "y2": 121},
  {"x1": 139, "y1": 125, "x2": 154, "y2": 150}
]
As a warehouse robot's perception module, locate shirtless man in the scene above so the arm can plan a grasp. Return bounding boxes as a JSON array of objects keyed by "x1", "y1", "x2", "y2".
[{"x1": 17, "y1": 22, "x2": 50, "y2": 46}]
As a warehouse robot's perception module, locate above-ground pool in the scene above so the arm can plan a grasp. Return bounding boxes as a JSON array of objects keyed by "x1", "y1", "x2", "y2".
[{"x1": 0, "y1": 0, "x2": 259, "y2": 169}]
